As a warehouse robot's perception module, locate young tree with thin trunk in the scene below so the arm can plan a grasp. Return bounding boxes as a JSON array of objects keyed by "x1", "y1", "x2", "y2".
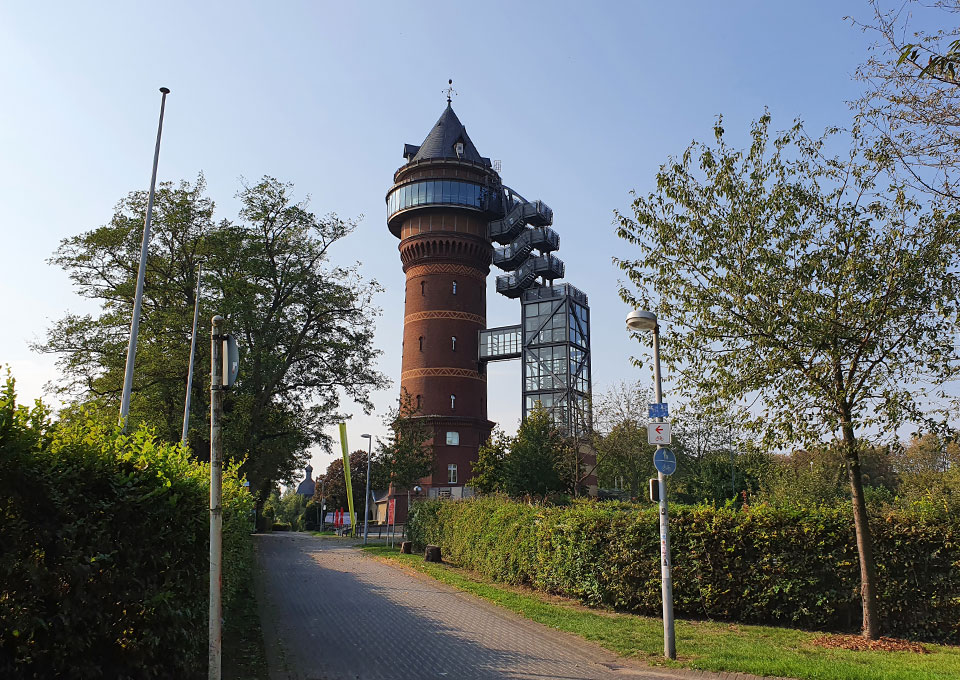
[{"x1": 614, "y1": 114, "x2": 960, "y2": 639}]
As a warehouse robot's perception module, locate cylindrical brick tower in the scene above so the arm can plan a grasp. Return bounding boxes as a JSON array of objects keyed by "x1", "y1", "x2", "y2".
[{"x1": 386, "y1": 103, "x2": 500, "y2": 508}]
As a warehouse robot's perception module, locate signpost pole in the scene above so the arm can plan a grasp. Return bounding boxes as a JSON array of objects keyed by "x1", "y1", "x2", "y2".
[
  {"x1": 650, "y1": 322, "x2": 676, "y2": 660},
  {"x1": 209, "y1": 315, "x2": 224, "y2": 680}
]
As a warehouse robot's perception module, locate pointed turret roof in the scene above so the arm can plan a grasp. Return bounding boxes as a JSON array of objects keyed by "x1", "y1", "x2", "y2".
[
  {"x1": 405, "y1": 104, "x2": 490, "y2": 166},
  {"x1": 295, "y1": 464, "x2": 315, "y2": 497}
]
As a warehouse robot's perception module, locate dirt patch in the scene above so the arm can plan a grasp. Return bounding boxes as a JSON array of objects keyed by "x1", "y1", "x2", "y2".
[{"x1": 811, "y1": 634, "x2": 929, "y2": 654}]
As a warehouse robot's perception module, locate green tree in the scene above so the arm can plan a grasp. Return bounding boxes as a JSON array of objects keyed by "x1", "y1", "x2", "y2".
[
  {"x1": 38, "y1": 177, "x2": 215, "y2": 443},
  {"x1": 503, "y1": 405, "x2": 570, "y2": 498},
  {"x1": 851, "y1": 0, "x2": 960, "y2": 202},
  {"x1": 321, "y1": 449, "x2": 383, "y2": 517},
  {"x1": 892, "y1": 433, "x2": 960, "y2": 507},
  {"x1": 592, "y1": 382, "x2": 653, "y2": 498},
  {"x1": 614, "y1": 114, "x2": 960, "y2": 638},
  {"x1": 378, "y1": 391, "x2": 434, "y2": 496},
  {"x1": 37, "y1": 176, "x2": 386, "y2": 507},
  {"x1": 470, "y1": 428, "x2": 509, "y2": 494}
]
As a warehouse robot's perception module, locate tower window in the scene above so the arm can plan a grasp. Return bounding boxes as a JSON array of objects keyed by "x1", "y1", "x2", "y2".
[
  {"x1": 452, "y1": 280, "x2": 457, "y2": 295},
  {"x1": 446, "y1": 431, "x2": 459, "y2": 446},
  {"x1": 448, "y1": 463, "x2": 458, "y2": 484},
  {"x1": 421, "y1": 281, "x2": 425, "y2": 296},
  {"x1": 450, "y1": 394, "x2": 456, "y2": 410},
  {"x1": 451, "y1": 336, "x2": 456, "y2": 351},
  {"x1": 419, "y1": 336, "x2": 423, "y2": 351},
  {"x1": 416, "y1": 394, "x2": 422, "y2": 410}
]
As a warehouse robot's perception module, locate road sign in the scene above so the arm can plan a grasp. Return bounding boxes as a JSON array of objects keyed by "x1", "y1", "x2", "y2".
[
  {"x1": 387, "y1": 498, "x2": 396, "y2": 525},
  {"x1": 648, "y1": 403, "x2": 669, "y2": 419},
  {"x1": 654, "y1": 448, "x2": 677, "y2": 475},
  {"x1": 222, "y1": 335, "x2": 239, "y2": 387},
  {"x1": 647, "y1": 421, "x2": 672, "y2": 445}
]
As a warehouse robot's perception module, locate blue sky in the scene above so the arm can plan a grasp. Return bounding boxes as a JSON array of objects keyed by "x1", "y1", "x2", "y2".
[{"x1": 0, "y1": 1, "x2": 878, "y2": 474}]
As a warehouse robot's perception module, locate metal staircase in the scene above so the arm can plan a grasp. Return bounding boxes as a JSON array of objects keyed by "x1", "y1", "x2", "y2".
[
  {"x1": 488, "y1": 187, "x2": 565, "y2": 299},
  {"x1": 495, "y1": 254, "x2": 565, "y2": 298},
  {"x1": 493, "y1": 226, "x2": 560, "y2": 270},
  {"x1": 488, "y1": 197, "x2": 554, "y2": 244}
]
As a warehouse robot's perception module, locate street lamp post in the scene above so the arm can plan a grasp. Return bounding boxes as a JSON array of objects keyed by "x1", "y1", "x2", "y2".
[
  {"x1": 318, "y1": 478, "x2": 325, "y2": 532},
  {"x1": 407, "y1": 485, "x2": 422, "y2": 541},
  {"x1": 625, "y1": 309, "x2": 676, "y2": 660},
  {"x1": 361, "y1": 433, "x2": 373, "y2": 545}
]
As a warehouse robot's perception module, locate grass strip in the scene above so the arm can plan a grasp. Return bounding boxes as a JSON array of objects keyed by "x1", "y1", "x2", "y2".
[
  {"x1": 364, "y1": 546, "x2": 960, "y2": 680},
  {"x1": 222, "y1": 579, "x2": 270, "y2": 680}
]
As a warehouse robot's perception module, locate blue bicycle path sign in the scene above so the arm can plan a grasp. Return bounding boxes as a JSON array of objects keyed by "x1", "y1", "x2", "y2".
[{"x1": 654, "y1": 447, "x2": 677, "y2": 475}]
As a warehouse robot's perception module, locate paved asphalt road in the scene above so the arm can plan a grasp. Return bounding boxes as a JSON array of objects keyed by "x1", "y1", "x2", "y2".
[{"x1": 253, "y1": 533, "x2": 705, "y2": 680}]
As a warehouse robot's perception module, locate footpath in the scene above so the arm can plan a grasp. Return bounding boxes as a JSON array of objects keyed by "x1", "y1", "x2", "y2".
[{"x1": 254, "y1": 533, "x2": 791, "y2": 680}]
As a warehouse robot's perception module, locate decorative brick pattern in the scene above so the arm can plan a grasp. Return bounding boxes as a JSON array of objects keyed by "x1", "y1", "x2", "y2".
[
  {"x1": 405, "y1": 262, "x2": 487, "y2": 281},
  {"x1": 404, "y1": 309, "x2": 486, "y2": 325},
  {"x1": 401, "y1": 367, "x2": 487, "y2": 381}
]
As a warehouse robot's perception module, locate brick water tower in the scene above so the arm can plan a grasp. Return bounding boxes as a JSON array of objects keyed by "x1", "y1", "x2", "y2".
[{"x1": 385, "y1": 99, "x2": 500, "y2": 510}]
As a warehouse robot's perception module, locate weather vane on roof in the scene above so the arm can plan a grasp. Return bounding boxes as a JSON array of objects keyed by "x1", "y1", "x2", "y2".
[{"x1": 444, "y1": 79, "x2": 457, "y2": 104}]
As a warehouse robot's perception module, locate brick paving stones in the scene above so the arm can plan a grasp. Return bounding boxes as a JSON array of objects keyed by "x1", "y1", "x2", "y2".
[
  {"x1": 252, "y1": 533, "x2": 783, "y2": 680},
  {"x1": 254, "y1": 533, "x2": 643, "y2": 680}
]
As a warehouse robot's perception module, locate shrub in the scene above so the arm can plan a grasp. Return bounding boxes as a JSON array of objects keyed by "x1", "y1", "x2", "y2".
[
  {"x1": 408, "y1": 495, "x2": 959, "y2": 643},
  {"x1": 271, "y1": 522, "x2": 291, "y2": 532},
  {"x1": 0, "y1": 379, "x2": 254, "y2": 678}
]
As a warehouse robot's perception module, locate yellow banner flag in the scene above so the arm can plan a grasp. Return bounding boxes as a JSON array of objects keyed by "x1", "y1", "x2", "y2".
[{"x1": 339, "y1": 423, "x2": 356, "y2": 537}]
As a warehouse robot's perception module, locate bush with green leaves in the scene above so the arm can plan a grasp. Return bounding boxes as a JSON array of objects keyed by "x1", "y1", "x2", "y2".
[
  {"x1": 0, "y1": 378, "x2": 254, "y2": 678},
  {"x1": 408, "y1": 496, "x2": 959, "y2": 643}
]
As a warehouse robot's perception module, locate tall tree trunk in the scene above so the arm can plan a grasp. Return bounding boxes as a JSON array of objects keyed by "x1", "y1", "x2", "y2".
[{"x1": 842, "y1": 421, "x2": 880, "y2": 639}]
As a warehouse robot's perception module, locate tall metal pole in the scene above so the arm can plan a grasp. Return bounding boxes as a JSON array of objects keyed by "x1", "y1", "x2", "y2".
[
  {"x1": 209, "y1": 315, "x2": 224, "y2": 680},
  {"x1": 729, "y1": 423, "x2": 736, "y2": 498},
  {"x1": 119, "y1": 87, "x2": 171, "y2": 429},
  {"x1": 362, "y1": 434, "x2": 373, "y2": 545},
  {"x1": 181, "y1": 265, "x2": 202, "y2": 446},
  {"x1": 650, "y1": 323, "x2": 676, "y2": 660}
]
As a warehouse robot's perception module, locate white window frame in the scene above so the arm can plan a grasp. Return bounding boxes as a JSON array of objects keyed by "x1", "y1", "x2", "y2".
[{"x1": 447, "y1": 463, "x2": 458, "y2": 484}]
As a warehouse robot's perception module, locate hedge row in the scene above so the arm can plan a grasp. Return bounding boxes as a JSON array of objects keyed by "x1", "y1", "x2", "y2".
[
  {"x1": 0, "y1": 385, "x2": 254, "y2": 679},
  {"x1": 408, "y1": 496, "x2": 959, "y2": 643}
]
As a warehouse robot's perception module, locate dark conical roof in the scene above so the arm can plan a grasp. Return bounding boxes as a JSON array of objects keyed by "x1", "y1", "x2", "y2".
[
  {"x1": 295, "y1": 465, "x2": 315, "y2": 497},
  {"x1": 407, "y1": 104, "x2": 490, "y2": 166}
]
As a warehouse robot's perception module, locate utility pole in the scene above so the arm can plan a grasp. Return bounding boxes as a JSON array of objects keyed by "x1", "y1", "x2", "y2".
[
  {"x1": 208, "y1": 315, "x2": 224, "y2": 680},
  {"x1": 361, "y1": 433, "x2": 373, "y2": 545},
  {"x1": 119, "y1": 87, "x2": 170, "y2": 430},
  {"x1": 181, "y1": 265, "x2": 202, "y2": 446},
  {"x1": 729, "y1": 423, "x2": 736, "y2": 498}
]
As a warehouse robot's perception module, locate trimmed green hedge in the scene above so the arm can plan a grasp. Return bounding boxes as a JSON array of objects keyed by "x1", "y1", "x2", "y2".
[
  {"x1": 408, "y1": 496, "x2": 959, "y2": 643},
  {"x1": 0, "y1": 382, "x2": 254, "y2": 678}
]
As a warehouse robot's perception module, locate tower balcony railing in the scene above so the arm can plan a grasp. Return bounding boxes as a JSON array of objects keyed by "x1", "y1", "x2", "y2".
[
  {"x1": 488, "y1": 199, "x2": 554, "y2": 244},
  {"x1": 493, "y1": 240, "x2": 532, "y2": 271},
  {"x1": 528, "y1": 226, "x2": 560, "y2": 253},
  {"x1": 492, "y1": 226, "x2": 560, "y2": 271},
  {"x1": 495, "y1": 253, "x2": 565, "y2": 298},
  {"x1": 531, "y1": 253, "x2": 565, "y2": 281}
]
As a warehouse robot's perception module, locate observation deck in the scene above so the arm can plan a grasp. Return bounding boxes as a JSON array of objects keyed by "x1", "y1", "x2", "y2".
[
  {"x1": 495, "y1": 254, "x2": 565, "y2": 298},
  {"x1": 492, "y1": 226, "x2": 559, "y2": 270}
]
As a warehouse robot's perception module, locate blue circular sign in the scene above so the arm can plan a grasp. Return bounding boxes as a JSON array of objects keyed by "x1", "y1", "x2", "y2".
[{"x1": 654, "y1": 448, "x2": 677, "y2": 475}]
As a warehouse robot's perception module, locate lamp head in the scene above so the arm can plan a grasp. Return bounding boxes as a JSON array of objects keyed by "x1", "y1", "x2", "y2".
[
  {"x1": 625, "y1": 309, "x2": 658, "y2": 332},
  {"x1": 361, "y1": 433, "x2": 371, "y2": 439},
  {"x1": 414, "y1": 485, "x2": 423, "y2": 493}
]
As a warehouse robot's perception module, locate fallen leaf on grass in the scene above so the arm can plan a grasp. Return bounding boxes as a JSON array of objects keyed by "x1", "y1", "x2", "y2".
[{"x1": 811, "y1": 634, "x2": 928, "y2": 654}]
